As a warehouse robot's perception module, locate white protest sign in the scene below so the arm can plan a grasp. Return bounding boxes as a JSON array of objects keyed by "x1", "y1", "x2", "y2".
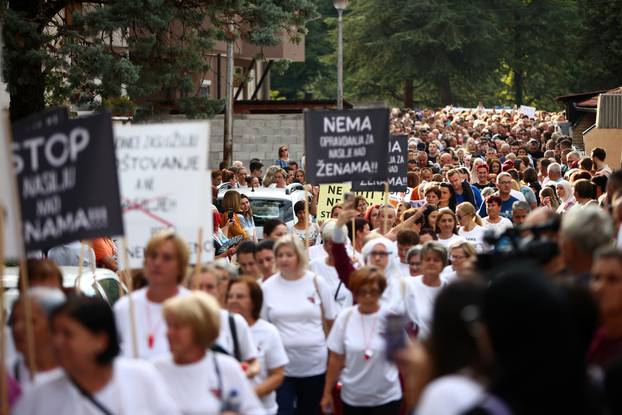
[
  {"x1": 519, "y1": 105, "x2": 536, "y2": 119},
  {"x1": 114, "y1": 122, "x2": 213, "y2": 268},
  {"x1": 0, "y1": 110, "x2": 23, "y2": 260}
]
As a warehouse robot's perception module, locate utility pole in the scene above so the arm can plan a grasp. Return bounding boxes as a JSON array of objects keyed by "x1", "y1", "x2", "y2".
[{"x1": 223, "y1": 23, "x2": 234, "y2": 166}]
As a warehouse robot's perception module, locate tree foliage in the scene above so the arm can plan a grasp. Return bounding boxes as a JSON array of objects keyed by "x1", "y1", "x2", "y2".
[
  {"x1": 2, "y1": 0, "x2": 317, "y2": 120},
  {"x1": 273, "y1": 0, "x2": 617, "y2": 111}
]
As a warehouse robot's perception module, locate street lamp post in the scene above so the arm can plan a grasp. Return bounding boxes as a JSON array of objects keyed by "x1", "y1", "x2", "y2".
[{"x1": 332, "y1": 0, "x2": 348, "y2": 110}]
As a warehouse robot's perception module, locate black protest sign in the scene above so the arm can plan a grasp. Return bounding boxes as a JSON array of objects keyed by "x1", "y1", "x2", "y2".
[
  {"x1": 12, "y1": 111, "x2": 124, "y2": 251},
  {"x1": 304, "y1": 108, "x2": 389, "y2": 184},
  {"x1": 12, "y1": 107, "x2": 69, "y2": 136},
  {"x1": 351, "y1": 134, "x2": 408, "y2": 192}
]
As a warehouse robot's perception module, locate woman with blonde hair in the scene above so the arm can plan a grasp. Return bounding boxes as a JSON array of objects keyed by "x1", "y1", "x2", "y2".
[
  {"x1": 154, "y1": 291, "x2": 265, "y2": 414},
  {"x1": 263, "y1": 165, "x2": 281, "y2": 187},
  {"x1": 261, "y1": 235, "x2": 337, "y2": 415},
  {"x1": 113, "y1": 230, "x2": 191, "y2": 359},
  {"x1": 456, "y1": 202, "x2": 486, "y2": 253}
]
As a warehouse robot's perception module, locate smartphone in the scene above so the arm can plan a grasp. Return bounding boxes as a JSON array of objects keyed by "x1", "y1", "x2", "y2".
[
  {"x1": 385, "y1": 314, "x2": 407, "y2": 361},
  {"x1": 227, "y1": 209, "x2": 234, "y2": 220}
]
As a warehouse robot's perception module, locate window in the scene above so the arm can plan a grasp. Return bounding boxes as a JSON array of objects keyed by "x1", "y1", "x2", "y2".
[{"x1": 250, "y1": 199, "x2": 293, "y2": 225}]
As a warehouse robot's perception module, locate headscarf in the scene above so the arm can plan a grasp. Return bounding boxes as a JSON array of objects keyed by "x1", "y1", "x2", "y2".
[
  {"x1": 362, "y1": 237, "x2": 406, "y2": 281},
  {"x1": 556, "y1": 180, "x2": 574, "y2": 203}
]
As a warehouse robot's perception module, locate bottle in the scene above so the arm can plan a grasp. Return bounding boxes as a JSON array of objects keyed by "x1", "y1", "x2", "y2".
[{"x1": 221, "y1": 389, "x2": 241, "y2": 413}]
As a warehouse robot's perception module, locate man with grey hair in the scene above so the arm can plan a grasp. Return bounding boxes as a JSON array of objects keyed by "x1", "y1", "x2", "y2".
[
  {"x1": 512, "y1": 201, "x2": 531, "y2": 226},
  {"x1": 560, "y1": 206, "x2": 614, "y2": 283},
  {"x1": 543, "y1": 162, "x2": 562, "y2": 187},
  {"x1": 308, "y1": 219, "x2": 353, "y2": 312}
]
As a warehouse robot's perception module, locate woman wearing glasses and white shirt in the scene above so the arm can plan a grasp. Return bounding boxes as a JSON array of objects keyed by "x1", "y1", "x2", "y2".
[
  {"x1": 260, "y1": 234, "x2": 337, "y2": 415},
  {"x1": 321, "y1": 267, "x2": 402, "y2": 414}
]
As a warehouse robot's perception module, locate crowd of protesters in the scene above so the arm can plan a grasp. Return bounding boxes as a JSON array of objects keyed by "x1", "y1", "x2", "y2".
[{"x1": 4, "y1": 106, "x2": 622, "y2": 415}]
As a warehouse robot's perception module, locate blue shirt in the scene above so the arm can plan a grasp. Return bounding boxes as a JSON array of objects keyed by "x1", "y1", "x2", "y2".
[
  {"x1": 454, "y1": 183, "x2": 484, "y2": 210},
  {"x1": 478, "y1": 194, "x2": 520, "y2": 219}
]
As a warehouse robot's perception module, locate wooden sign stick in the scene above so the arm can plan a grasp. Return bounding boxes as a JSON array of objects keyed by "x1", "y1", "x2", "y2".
[
  {"x1": 383, "y1": 182, "x2": 390, "y2": 234},
  {"x1": 121, "y1": 236, "x2": 138, "y2": 358}
]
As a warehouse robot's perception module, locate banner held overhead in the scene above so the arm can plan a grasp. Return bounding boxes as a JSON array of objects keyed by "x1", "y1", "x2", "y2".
[
  {"x1": 12, "y1": 111, "x2": 124, "y2": 252},
  {"x1": 351, "y1": 134, "x2": 408, "y2": 192},
  {"x1": 304, "y1": 108, "x2": 390, "y2": 184},
  {"x1": 114, "y1": 121, "x2": 212, "y2": 269}
]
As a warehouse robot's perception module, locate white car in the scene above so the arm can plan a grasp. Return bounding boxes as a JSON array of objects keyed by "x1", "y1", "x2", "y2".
[
  {"x1": 217, "y1": 183, "x2": 309, "y2": 238},
  {"x1": 2, "y1": 266, "x2": 127, "y2": 313}
]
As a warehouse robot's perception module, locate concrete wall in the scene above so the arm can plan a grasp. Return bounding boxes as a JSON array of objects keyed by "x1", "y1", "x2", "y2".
[
  {"x1": 584, "y1": 128, "x2": 622, "y2": 171},
  {"x1": 208, "y1": 114, "x2": 304, "y2": 169}
]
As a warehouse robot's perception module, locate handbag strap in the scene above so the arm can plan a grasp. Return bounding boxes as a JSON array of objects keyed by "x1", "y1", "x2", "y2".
[
  {"x1": 68, "y1": 375, "x2": 115, "y2": 415},
  {"x1": 228, "y1": 312, "x2": 241, "y2": 361}
]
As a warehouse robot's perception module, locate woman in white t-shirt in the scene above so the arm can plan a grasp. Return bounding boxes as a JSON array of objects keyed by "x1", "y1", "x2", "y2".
[
  {"x1": 10, "y1": 288, "x2": 65, "y2": 395},
  {"x1": 113, "y1": 230, "x2": 191, "y2": 359},
  {"x1": 14, "y1": 296, "x2": 180, "y2": 415},
  {"x1": 414, "y1": 281, "x2": 486, "y2": 415},
  {"x1": 260, "y1": 234, "x2": 337, "y2": 415},
  {"x1": 481, "y1": 196, "x2": 513, "y2": 237},
  {"x1": 188, "y1": 266, "x2": 259, "y2": 376},
  {"x1": 411, "y1": 241, "x2": 449, "y2": 339},
  {"x1": 435, "y1": 208, "x2": 465, "y2": 250},
  {"x1": 456, "y1": 202, "x2": 487, "y2": 253},
  {"x1": 227, "y1": 277, "x2": 289, "y2": 415},
  {"x1": 292, "y1": 201, "x2": 321, "y2": 246},
  {"x1": 154, "y1": 291, "x2": 265, "y2": 415},
  {"x1": 321, "y1": 267, "x2": 402, "y2": 414}
]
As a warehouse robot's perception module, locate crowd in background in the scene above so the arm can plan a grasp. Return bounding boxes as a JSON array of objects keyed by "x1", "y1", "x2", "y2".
[{"x1": 5, "y1": 106, "x2": 622, "y2": 415}]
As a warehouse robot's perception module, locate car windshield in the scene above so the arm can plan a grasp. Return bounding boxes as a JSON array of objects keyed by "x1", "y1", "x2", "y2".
[{"x1": 250, "y1": 199, "x2": 293, "y2": 225}]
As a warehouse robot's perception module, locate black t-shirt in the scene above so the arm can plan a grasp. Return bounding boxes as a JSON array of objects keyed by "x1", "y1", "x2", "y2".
[{"x1": 473, "y1": 182, "x2": 496, "y2": 191}]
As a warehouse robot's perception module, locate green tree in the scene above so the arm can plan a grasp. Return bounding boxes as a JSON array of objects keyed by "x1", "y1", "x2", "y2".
[
  {"x1": 2, "y1": 0, "x2": 317, "y2": 120},
  {"x1": 271, "y1": 0, "x2": 336, "y2": 100},
  {"x1": 496, "y1": 0, "x2": 581, "y2": 109},
  {"x1": 340, "y1": 0, "x2": 503, "y2": 108},
  {"x1": 576, "y1": 0, "x2": 622, "y2": 90}
]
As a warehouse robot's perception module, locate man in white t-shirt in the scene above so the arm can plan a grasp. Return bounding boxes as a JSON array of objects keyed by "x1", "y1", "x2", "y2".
[{"x1": 114, "y1": 231, "x2": 191, "y2": 359}]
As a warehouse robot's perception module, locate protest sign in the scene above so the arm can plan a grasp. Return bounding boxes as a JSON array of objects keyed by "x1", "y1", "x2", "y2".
[
  {"x1": 114, "y1": 122, "x2": 212, "y2": 268},
  {"x1": 317, "y1": 183, "x2": 405, "y2": 220},
  {"x1": 351, "y1": 134, "x2": 408, "y2": 192},
  {"x1": 305, "y1": 108, "x2": 389, "y2": 184},
  {"x1": 12, "y1": 107, "x2": 69, "y2": 136},
  {"x1": 519, "y1": 105, "x2": 536, "y2": 119},
  {"x1": 12, "y1": 111, "x2": 124, "y2": 252},
  {"x1": 0, "y1": 111, "x2": 22, "y2": 260}
]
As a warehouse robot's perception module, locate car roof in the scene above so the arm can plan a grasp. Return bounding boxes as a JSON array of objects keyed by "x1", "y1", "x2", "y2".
[{"x1": 217, "y1": 187, "x2": 307, "y2": 202}]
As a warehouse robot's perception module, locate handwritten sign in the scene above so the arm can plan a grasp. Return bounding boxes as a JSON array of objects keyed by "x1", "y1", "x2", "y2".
[
  {"x1": 304, "y1": 108, "x2": 389, "y2": 184},
  {"x1": 114, "y1": 122, "x2": 212, "y2": 268},
  {"x1": 12, "y1": 111, "x2": 123, "y2": 251},
  {"x1": 316, "y1": 183, "x2": 405, "y2": 220}
]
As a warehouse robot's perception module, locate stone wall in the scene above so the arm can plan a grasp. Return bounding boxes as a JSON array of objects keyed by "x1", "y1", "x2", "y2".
[{"x1": 208, "y1": 114, "x2": 305, "y2": 169}]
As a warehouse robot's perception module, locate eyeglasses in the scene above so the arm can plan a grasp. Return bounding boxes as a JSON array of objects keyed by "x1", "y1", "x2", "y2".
[
  {"x1": 357, "y1": 288, "x2": 380, "y2": 297},
  {"x1": 498, "y1": 181, "x2": 512, "y2": 185},
  {"x1": 369, "y1": 251, "x2": 390, "y2": 257}
]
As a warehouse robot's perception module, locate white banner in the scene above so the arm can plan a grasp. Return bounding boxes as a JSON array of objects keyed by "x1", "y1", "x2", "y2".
[
  {"x1": 0, "y1": 111, "x2": 23, "y2": 260},
  {"x1": 114, "y1": 121, "x2": 213, "y2": 268}
]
